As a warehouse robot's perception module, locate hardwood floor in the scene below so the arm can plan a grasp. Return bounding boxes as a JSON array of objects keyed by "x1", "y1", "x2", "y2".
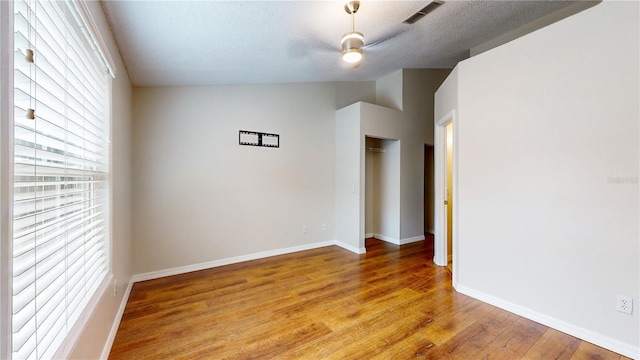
[{"x1": 109, "y1": 238, "x2": 631, "y2": 359}]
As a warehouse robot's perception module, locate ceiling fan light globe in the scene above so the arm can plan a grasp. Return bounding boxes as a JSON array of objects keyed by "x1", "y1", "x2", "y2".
[
  {"x1": 341, "y1": 32, "x2": 364, "y2": 63},
  {"x1": 343, "y1": 48, "x2": 363, "y2": 63}
]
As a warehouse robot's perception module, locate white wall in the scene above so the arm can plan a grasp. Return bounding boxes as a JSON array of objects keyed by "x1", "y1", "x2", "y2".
[
  {"x1": 375, "y1": 139, "x2": 401, "y2": 241},
  {"x1": 469, "y1": 1, "x2": 599, "y2": 57},
  {"x1": 435, "y1": 68, "x2": 458, "y2": 122},
  {"x1": 134, "y1": 82, "x2": 375, "y2": 273},
  {"x1": 335, "y1": 103, "x2": 364, "y2": 253},
  {"x1": 69, "y1": 2, "x2": 134, "y2": 359},
  {"x1": 436, "y1": 1, "x2": 639, "y2": 357},
  {"x1": 335, "y1": 102, "x2": 402, "y2": 251}
]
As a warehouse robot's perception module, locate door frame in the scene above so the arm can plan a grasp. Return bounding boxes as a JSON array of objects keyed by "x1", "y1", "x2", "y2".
[{"x1": 434, "y1": 110, "x2": 457, "y2": 284}]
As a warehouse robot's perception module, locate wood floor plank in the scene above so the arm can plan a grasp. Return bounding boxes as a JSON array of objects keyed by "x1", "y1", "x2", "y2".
[
  {"x1": 109, "y1": 238, "x2": 627, "y2": 360},
  {"x1": 370, "y1": 331, "x2": 437, "y2": 360},
  {"x1": 282, "y1": 303, "x2": 431, "y2": 359},
  {"x1": 570, "y1": 341, "x2": 626, "y2": 360},
  {"x1": 186, "y1": 320, "x2": 332, "y2": 360},
  {"x1": 522, "y1": 328, "x2": 582, "y2": 360},
  {"x1": 320, "y1": 287, "x2": 422, "y2": 331},
  {"x1": 413, "y1": 307, "x2": 521, "y2": 359},
  {"x1": 415, "y1": 295, "x2": 495, "y2": 345},
  {"x1": 324, "y1": 310, "x2": 429, "y2": 359},
  {"x1": 471, "y1": 316, "x2": 548, "y2": 359}
]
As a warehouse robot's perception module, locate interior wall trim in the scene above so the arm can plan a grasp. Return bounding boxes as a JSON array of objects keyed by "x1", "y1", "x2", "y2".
[
  {"x1": 367, "y1": 234, "x2": 425, "y2": 246},
  {"x1": 373, "y1": 234, "x2": 400, "y2": 245},
  {"x1": 456, "y1": 284, "x2": 639, "y2": 359},
  {"x1": 132, "y1": 241, "x2": 337, "y2": 283},
  {"x1": 399, "y1": 235, "x2": 425, "y2": 245},
  {"x1": 334, "y1": 240, "x2": 366, "y2": 255},
  {"x1": 73, "y1": 0, "x2": 117, "y2": 77},
  {"x1": 101, "y1": 278, "x2": 134, "y2": 359}
]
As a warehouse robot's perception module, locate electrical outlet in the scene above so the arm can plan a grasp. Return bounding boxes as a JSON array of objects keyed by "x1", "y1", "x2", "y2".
[
  {"x1": 113, "y1": 279, "x2": 118, "y2": 297},
  {"x1": 322, "y1": 223, "x2": 327, "y2": 231},
  {"x1": 616, "y1": 295, "x2": 633, "y2": 315},
  {"x1": 303, "y1": 226, "x2": 308, "y2": 234}
]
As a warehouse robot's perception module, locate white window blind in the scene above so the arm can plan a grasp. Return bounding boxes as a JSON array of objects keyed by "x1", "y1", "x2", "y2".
[{"x1": 12, "y1": 1, "x2": 110, "y2": 359}]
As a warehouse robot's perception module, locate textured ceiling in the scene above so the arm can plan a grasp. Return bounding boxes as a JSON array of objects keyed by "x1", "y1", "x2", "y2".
[{"x1": 101, "y1": 0, "x2": 590, "y2": 87}]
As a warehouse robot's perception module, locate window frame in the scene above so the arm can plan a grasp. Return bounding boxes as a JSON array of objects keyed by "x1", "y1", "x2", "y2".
[
  {"x1": 1, "y1": 1, "x2": 16, "y2": 359},
  {"x1": 0, "y1": 1, "x2": 116, "y2": 358}
]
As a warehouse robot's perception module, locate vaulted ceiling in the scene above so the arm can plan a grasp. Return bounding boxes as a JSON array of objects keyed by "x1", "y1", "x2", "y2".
[{"x1": 101, "y1": 0, "x2": 594, "y2": 87}]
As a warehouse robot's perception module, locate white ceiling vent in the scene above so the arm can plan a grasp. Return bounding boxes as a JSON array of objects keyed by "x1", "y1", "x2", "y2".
[{"x1": 403, "y1": 1, "x2": 444, "y2": 25}]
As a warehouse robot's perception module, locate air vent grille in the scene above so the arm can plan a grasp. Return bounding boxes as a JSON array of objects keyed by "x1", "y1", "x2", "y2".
[{"x1": 403, "y1": 0, "x2": 444, "y2": 25}]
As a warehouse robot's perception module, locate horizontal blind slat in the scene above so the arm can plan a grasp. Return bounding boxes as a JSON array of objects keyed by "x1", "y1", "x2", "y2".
[{"x1": 12, "y1": 0, "x2": 110, "y2": 358}]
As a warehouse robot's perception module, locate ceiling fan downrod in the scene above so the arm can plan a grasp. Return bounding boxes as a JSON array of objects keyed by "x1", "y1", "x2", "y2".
[
  {"x1": 344, "y1": 0, "x2": 360, "y2": 31},
  {"x1": 341, "y1": 1, "x2": 364, "y2": 64}
]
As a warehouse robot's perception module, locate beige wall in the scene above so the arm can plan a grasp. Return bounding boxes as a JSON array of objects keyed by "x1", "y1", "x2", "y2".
[
  {"x1": 399, "y1": 69, "x2": 451, "y2": 240},
  {"x1": 436, "y1": 1, "x2": 639, "y2": 356},
  {"x1": 376, "y1": 70, "x2": 403, "y2": 111},
  {"x1": 375, "y1": 139, "x2": 401, "y2": 240},
  {"x1": 373, "y1": 69, "x2": 451, "y2": 243},
  {"x1": 133, "y1": 82, "x2": 375, "y2": 273},
  {"x1": 68, "y1": 2, "x2": 134, "y2": 359}
]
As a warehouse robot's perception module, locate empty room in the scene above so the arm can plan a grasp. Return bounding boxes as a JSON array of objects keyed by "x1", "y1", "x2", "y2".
[{"x1": 0, "y1": 0, "x2": 638, "y2": 359}]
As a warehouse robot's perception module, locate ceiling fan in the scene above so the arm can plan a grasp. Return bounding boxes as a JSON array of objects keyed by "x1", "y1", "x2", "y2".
[
  {"x1": 341, "y1": 1, "x2": 364, "y2": 64},
  {"x1": 340, "y1": 0, "x2": 445, "y2": 65}
]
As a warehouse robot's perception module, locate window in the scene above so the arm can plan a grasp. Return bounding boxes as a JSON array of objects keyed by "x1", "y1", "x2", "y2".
[{"x1": 11, "y1": 1, "x2": 111, "y2": 358}]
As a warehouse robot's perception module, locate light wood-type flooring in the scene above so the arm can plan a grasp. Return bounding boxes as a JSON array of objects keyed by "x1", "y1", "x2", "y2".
[{"x1": 109, "y1": 238, "x2": 631, "y2": 359}]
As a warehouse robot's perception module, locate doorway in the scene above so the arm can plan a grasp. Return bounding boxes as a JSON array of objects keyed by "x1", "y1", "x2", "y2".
[
  {"x1": 364, "y1": 136, "x2": 401, "y2": 244},
  {"x1": 434, "y1": 110, "x2": 455, "y2": 282},
  {"x1": 445, "y1": 124, "x2": 453, "y2": 270},
  {"x1": 424, "y1": 145, "x2": 434, "y2": 235}
]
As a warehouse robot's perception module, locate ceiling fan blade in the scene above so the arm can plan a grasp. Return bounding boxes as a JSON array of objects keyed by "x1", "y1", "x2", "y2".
[
  {"x1": 287, "y1": 36, "x2": 337, "y2": 60},
  {"x1": 363, "y1": 27, "x2": 412, "y2": 50}
]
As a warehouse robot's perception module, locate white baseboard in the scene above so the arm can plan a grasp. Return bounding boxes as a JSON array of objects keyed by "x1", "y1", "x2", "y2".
[
  {"x1": 132, "y1": 241, "x2": 336, "y2": 282},
  {"x1": 364, "y1": 233, "x2": 374, "y2": 239},
  {"x1": 374, "y1": 233, "x2": 400, "y2": 245},
  {"x1": 335, "y1": 240, "x2": 366, "y2": 254},
  {"x1": 100, "y1": 279, "x2": 134, "y2": 359},
  {"x1": 131, "y1": 235, "x2": 427, "y2": 284},
  {"x1": 400, "y1": 235, "x2": 425, "y2": 245},
  {"x1": 455, "y1": 284, "x2": 639, "y2": 359},
  {"x1": 373, "y1": 234, "x2": 425, "y2": 245}
]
